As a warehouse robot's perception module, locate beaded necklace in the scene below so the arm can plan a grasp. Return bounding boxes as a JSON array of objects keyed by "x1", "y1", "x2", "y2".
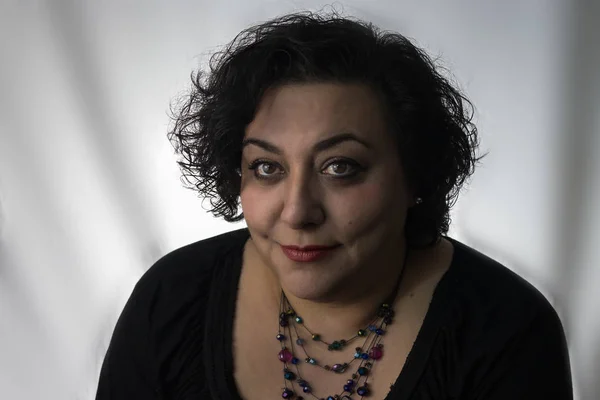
[{"x1": 276, "y1": 248, "x2": 409, "y2": 399}]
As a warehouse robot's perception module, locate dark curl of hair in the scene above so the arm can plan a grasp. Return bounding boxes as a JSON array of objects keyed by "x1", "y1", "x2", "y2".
[{"x1": 167, "y1": 9, "x2": 482, "y2": 247}]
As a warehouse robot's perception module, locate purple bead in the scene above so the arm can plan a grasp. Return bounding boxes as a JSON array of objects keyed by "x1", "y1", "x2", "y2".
[
  {"x1": 343, "y1": 384, "x2": 352, "y2": 391},
  {"x1": 332, "y1": 363, "x2": 346, "y2": 373},
  {"x1": 278, "y1": 349, "x2": 293, "y2": 363},
  {"x1": 282, "y1": 388, "x2": 294, "y2": 398},
  {"x1": 369, "y1": 346, "x2": 383, "y2": 360}
]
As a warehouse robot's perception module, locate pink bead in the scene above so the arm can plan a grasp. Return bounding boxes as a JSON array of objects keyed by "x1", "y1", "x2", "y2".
[
  {"x1": 369, "y1": 346, "x2": 383, "y2": 360},
  {"x1": 278, "y1": 349, "x2": 293, "y2": 363}
]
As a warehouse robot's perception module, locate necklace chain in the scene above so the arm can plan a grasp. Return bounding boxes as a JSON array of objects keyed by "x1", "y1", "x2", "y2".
[{"x1": 275, "y1": 248, "x2": 409, "y2": 399}]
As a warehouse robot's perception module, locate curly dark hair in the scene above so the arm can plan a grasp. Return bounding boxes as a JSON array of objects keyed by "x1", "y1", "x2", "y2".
[{"x1": 167, "y1": 9, "x2": 482, "y2": 246}]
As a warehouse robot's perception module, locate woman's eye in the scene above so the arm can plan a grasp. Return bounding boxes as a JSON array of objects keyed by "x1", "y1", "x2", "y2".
[
  {"x1": 248, "y1": 161, "x2": 281, "y2": 179},
  {"x1": 248, "y1": 159, "x2": 362, "y2": 180},
  {"x1": 322, "y1": 160, "x2": 358, "y2": 177},
  {"x1": 258, "y1": 163, "x2": 276, "y2": 175}
]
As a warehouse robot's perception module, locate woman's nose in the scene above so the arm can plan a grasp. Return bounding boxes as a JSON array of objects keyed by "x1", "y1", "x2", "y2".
[{"x1": 279, "y1": 171, "x2": 325, "y2": 229}]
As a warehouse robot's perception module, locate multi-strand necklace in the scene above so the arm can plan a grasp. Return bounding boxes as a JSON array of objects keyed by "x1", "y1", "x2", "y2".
[{"x1": 275, "y1": 249, "x2": 409, "y2": 399}]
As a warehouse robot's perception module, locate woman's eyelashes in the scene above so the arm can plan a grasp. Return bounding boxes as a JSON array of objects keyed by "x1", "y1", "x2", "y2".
[
  {"x1": 247, "y1": 159, "x2": 283, "y2": 179},
  {"x1": 247, "y1": 158, "x2": 366, "y2": 181}
]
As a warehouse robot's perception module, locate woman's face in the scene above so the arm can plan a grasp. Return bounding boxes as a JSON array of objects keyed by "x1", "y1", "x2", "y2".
[{"x1": 240, "y1": 82, "x2": 413, "y2": 301}]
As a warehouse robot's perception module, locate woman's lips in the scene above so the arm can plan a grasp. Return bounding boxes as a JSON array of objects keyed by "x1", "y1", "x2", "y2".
[{"x1": 280, "y1": 244, "x2": 340, "y2": 262}]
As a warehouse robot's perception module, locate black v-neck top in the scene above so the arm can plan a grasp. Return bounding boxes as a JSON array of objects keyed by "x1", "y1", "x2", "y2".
[{"x1": 95, "y1": 228, "x2": 573, "y2": 399}]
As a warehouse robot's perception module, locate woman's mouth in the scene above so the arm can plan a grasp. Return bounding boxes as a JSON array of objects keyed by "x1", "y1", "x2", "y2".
[{"x1": 280, "y1": 244, "x2": 340, "y2": 262}]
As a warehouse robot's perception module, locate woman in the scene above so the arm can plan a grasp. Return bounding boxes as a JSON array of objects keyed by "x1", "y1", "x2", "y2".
[{"x1": 96, "y1": 10, "x2": 572, "y2": 400}]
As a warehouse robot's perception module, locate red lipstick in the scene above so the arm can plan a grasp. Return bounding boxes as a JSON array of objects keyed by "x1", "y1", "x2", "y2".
[{"x1": 280, "y1": 244, "x2": 339, "y2": 262}]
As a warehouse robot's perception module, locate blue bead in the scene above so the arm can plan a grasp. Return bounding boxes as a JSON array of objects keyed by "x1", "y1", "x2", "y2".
[
  {"x1": 303, "y1": 386, "x2": 311, "y2": 393},
  {"x1": 354, "y1": 352, "x2": 361, "y2": 358},
  {"x1": 276, "y1": 334, "x2": 285, "y2": 341},
  {"x1": 368, "y1": 324, "x2": 377, "y2": 331},
  {"x1": 291, "y1": 357, "x2": 299, "y2": 364},
  {"x1": 376, "y1": 328, "x2": 385, "y2": 335},
  {"x1": 283, "y1": 371, "x2": 296, "y2": 380},
  {"x1": 296, "y1": 338, "x2": 304, "y2": 345},
  {"x1": 343, "y1": 384, "x2": 352, "y2": 391},
  {"x1": 358, "y1": 366, "x2": 368, "y2": 376},
  {"x1": 361, "y1": 353, "x2": 369, "y2": 359},
  {"x1": 357, "y1": 386, "x2": 369, "y2": 396}
]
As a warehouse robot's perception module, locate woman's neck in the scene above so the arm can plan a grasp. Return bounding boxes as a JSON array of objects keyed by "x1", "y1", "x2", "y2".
[
  {"x1": 248, "y1": 239, "x2": 410, "y2": 341},
  {"x1": 281, "y1": 287, "x2": 397, "y2": 341}
]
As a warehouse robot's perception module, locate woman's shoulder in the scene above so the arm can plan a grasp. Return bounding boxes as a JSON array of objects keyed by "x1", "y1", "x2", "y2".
[
  {"x1": 428, "y1": 239, "x2": 573, "y2": 397},
  {"x1": 96, "y1": 228, "x2": 250, "y2": 397},
  {"x1": 440, "y1": 237, "x2": 567, "y2": 353},
  {"x1": 446, "y1": 237, "x2": 558, "y2": 318},
  {"x1": 120, "y1": 227, "x2": 249, "y2": 335},
  {"x1": 134, "y1": 227, "x2": 249, "y2": 295}
]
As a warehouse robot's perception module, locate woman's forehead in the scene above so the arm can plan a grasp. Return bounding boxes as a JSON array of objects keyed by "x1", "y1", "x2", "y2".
[{"x1": 244, "y1": 82, "x2": 389, "y2": 147}]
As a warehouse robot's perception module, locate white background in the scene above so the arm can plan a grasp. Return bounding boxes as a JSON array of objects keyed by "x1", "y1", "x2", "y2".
[{"x1": 1, "y1": 1, "x2": 598, "y2": 399}]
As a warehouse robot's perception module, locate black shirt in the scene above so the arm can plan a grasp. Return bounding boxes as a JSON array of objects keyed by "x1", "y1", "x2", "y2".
[{"x1": 95, "y1": 228, "x2": 573, "y2": 399}]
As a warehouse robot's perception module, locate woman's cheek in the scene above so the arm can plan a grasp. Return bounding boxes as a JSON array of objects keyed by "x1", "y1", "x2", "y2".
[{"x1": 241, "y1": 185, "x2": 279, "y2": 226}]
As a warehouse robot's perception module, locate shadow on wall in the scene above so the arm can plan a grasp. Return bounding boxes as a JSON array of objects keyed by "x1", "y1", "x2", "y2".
[
  {"x1": 44, "y1": 1, "x2": 164, "y2": 259},
  {"x1": 555, "y1": 0, "x2": 600, "y2": 398},
  {"x1": 0, "y1": 189, "x2": 4, "y2": 241}
]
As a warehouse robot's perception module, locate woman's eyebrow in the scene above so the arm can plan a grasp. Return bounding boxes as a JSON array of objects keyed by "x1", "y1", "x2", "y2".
[{"x1": 241, "y1": 132, "x2": 371, "y2": 154}]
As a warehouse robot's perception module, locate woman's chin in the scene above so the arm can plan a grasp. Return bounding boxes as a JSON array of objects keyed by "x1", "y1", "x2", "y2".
[{"x1": 279, "y1": 271, "x2": 344, "y2": 302}]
